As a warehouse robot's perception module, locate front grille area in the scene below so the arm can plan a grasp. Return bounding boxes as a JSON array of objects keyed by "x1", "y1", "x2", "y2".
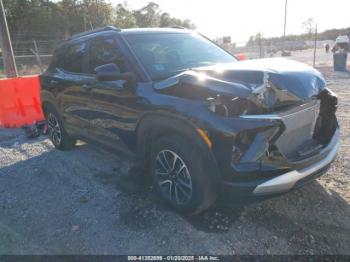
[
  {"x1": 313, "y1": 89, "x2": 338, "y2": 145},
  {"x1": 275, "y1": 100, "x2": 320, "y2": 159}
]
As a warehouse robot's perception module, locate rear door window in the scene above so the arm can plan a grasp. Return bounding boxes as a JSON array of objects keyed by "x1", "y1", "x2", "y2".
[{"x1": 62, "y1": 42, "x2": 87, "y2": 74}]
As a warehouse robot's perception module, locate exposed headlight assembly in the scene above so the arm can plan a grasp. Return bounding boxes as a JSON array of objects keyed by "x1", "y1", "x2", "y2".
[
  {"x1": 207, "y1": 94, "x2": 229, "y2": 117},
  {"x1": 249, "y1": 81, "x2": 300, "y2": 110}
]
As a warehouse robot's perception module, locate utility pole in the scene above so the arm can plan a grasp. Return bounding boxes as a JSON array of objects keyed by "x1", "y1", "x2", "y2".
[
  {"x1": 0, "y1": 0, "x2": 17, "y2": 78},
  {"x1": 283, "y1": 0, "x2": 288, "y2": 37},
  {"x1": 313, "y1": 24, "x2": 318, "y2": 67}
]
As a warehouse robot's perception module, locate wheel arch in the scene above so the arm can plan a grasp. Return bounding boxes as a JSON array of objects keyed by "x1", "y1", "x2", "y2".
[
  {"x1": 41, "y1": 90, "x2": 61, "y2": 114},
  {"x1": 136, "y1": 112, "x2": 221, "y2": 183}
]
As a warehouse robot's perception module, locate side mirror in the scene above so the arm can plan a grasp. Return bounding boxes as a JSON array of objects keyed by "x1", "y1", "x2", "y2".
[
  {"x1": 95, "y1": 63, "x2": 120, "y2": 81},
  {"x1": 95, "y1": 63, "x2": 136, "y2": 82}
]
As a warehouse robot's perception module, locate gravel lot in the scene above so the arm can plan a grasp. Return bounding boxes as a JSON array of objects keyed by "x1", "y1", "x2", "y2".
[{"x1": 0, "y1": 51, "x2": 349, "y2": 255}]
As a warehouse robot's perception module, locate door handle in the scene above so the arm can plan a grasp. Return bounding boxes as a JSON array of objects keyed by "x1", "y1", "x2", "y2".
[
  {"x1": 82, "y1": 84, "x2": 93, "y2": 91},
  {"x1": 50, "y1": 80, "x2": 58, "y2": 86}
]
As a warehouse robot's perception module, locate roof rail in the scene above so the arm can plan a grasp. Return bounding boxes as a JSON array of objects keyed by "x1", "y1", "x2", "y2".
[
  {"x1": 171, "y1": 25, "x2": 187, "y2": 29},
  {"x1": 69, "y1": 26, "x2": 121, "y2": 40}
]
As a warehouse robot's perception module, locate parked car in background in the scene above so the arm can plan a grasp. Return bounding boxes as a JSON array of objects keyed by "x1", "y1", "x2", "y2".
[
  {"x1": 334, "y1": 35, "x2": 350, "y2": 52},
  {"x1": 40, "y1": 27, "x2": 339, "y2": 214}
]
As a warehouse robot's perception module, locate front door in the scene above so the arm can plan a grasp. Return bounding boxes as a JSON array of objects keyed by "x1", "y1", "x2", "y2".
[{"x1": 84, "y1": 36, "x2": 142, "y2": 153}]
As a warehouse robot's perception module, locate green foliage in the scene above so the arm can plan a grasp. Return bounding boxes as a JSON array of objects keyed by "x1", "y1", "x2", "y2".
[
  {"x1": 115, "y1": 2, "x2": 137, "y2": 28},
  {"x1": 133, "y1": 2, "x2": 160, "y2": 28},
  {"x1": 3, "y1": 0, "x2": 196, "y2": 41}
]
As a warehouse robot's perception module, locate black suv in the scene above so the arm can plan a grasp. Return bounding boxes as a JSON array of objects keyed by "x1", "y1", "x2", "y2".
[{"x1": 41, "y1": 26, "x2": 339, "y2": 214}]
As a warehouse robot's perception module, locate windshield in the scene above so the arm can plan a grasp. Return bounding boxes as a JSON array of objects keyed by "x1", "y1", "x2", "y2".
[{"x1": 124, "y1": 32, "x2": 237, "y2": 80}]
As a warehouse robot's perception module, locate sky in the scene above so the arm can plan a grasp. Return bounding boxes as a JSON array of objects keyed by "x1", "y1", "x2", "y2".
[{"x1": 110, "y1": 0, "x2": 350, "y2": 43}]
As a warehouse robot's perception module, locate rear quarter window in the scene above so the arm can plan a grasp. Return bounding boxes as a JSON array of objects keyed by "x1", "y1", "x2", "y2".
[{"x1": 48, "y1": 44, "x2": 66, "y2": 70}]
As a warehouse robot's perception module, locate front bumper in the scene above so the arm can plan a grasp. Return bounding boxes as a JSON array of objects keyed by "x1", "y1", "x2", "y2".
[
  {"x1": 220, "y1": 127, "x2": 339, "y2": 198},
  {"x1": 253, "y1": 128, "x2": 339, "y2": 195}
]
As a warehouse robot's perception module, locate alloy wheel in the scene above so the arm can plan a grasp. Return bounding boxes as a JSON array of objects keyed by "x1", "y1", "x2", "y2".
[
  {"x1": 47, "y1": 113, "x2": 62, "y2": 146},
  {"x1": 155, "y1": 149, "x2": 193, "y2": 205}
]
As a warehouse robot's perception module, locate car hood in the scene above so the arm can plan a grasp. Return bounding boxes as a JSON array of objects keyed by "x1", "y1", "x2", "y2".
[{"x1": 154, "y1": 58, "x2": 326, "y2": 101}]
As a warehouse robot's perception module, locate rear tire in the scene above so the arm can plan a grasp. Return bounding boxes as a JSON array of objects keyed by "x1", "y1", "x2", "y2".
[
  {"x1": 150, "y1": 134, "x2": 216, "y2": 215},
  {"x1": 44, "y1": 105, "x2": 76, "y2": 150}
]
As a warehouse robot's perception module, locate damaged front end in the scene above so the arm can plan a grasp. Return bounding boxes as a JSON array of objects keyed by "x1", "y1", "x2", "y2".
[
  {"x1": 153, "y1": 59, "x2": 339, "y2": 193},
  {"x1": 239, "y1": 88, "x2": 338, "y2": 169}
]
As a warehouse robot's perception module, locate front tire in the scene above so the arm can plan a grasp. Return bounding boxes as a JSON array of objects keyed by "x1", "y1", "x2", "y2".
[
  {"x1": 150, "y1": 134, "x2": 216, "y2": 215},
  {"x1": 44, "y1": 105, "x2": 76, "y2": 150}
]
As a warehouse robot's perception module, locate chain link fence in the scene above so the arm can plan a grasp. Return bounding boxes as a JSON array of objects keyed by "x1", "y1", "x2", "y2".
[
  {"x1": 220, "y1": 39, "x2": 337, "y2": 68},
  {"x1": 0, "y1": 39, "x2": 59, "y2": 76},
  {"x1": 0, "y1": 38, "x2": 339, "y2": 77}
]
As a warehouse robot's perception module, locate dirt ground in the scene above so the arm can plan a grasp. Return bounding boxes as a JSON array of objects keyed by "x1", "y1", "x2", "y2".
[{"x1": 0, "y1": 50, "x2": 349, "y2": 255}]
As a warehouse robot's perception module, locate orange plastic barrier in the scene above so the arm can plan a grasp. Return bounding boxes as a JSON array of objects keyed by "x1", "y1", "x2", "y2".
[
  {"x1": 0, "y1": 75, "x2": 44, "y2": 128},
  {"x1": 236, "y1": 53, "x2": 247, "y2": 61}
]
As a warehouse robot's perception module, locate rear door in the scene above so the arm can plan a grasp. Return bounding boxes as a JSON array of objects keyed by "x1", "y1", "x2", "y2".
[{"x1": 51, "y1": 41, "x2": 94, "y2": 137}]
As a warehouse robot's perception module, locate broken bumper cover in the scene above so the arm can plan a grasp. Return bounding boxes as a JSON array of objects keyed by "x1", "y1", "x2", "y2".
[
  {"x1": 220, "y1": 127, "x2": 339, "y2": 198},
  {"x1": 253, "y1": 127, "x2": 339, "y2": 195}
]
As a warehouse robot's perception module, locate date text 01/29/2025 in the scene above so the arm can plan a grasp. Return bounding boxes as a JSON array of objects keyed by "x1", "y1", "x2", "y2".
[{"x1": 127, "y1": 255, "x2": 220, "y2": 261}]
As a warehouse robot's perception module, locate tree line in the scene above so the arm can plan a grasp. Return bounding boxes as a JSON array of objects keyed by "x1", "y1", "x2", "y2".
[
  {"x1": 3, "y1": 0, "x2": 196, "y2": 41},
  {"x1": 247, "y1": 27, "x2": 350, "y2": 47}
]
